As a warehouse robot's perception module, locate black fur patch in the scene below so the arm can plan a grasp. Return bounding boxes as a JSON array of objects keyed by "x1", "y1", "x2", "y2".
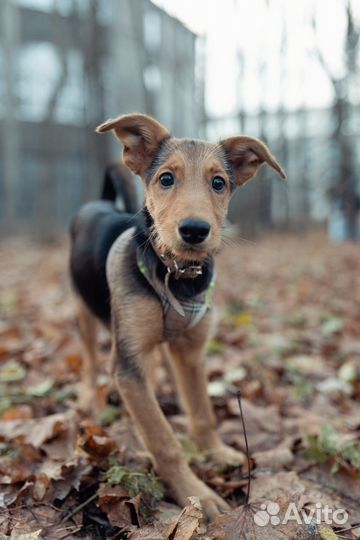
[
  {"x1": 70, "y1": 202, "x2": 132, "y2": 323},
  {"x1": 70, "y1": 202, "x2": 160, "y2": 324}
]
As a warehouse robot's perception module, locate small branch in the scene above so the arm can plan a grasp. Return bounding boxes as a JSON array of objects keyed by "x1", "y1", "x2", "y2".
[
  {"x1": 236, "y1": 391, "x2": 251, "y2": 505},
  {"x1": 336, "y1": 523, "x2": 360, "y2": 534},
  {"x1": 61, "y1": 491, "x2": 98, "y2": 523}
]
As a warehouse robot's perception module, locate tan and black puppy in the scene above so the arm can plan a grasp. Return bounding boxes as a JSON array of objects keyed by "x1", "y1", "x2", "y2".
[{"x1": 70, "y1": 114, "x2": 285, "y2": 519}]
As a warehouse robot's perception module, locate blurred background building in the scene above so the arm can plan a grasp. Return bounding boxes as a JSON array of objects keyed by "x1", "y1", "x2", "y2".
[
  {"x1": 0, "y1": 0, "x2": 359, "y2": 240},
  {"x1": 0, "y1": 0, "x2": 202, "y2": 237}
]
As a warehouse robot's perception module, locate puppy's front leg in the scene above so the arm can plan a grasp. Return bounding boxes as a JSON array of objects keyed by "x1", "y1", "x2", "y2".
[
  {"x1": 168, "y1": 316, "x2": 245, "y2": 466},
  {"x1": 111, "y1": 296, "x2": 228, "y2": 520}
]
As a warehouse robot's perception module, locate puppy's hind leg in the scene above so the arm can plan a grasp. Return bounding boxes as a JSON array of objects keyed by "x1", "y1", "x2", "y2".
[{"x1": 75, "y1": 296, "x2": 99, "y2": 414}]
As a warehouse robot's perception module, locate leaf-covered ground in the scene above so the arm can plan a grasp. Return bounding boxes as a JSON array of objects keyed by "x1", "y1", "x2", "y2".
[{"x1": 0, "y1": 232, "x2": 359, "y2": 540}]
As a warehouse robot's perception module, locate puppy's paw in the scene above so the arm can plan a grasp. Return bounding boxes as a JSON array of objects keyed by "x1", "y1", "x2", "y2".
[
  {"x1": 77, "y1": 386, "x2": 98, "y2": 417},
  {"x1": 166, "y1": 467, "x2": 229, "y2": 522},
  {"x1": 205, "y1": 442, "x2": 245, "y2": 467},
  {"x1": 198, "y1": 488, "x2": 230, "y2": 521}
]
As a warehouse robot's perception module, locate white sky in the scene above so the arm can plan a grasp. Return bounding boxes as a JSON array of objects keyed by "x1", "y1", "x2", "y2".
[
  {"x1": 152, "y1": 0, "x2": 360, "y2": 117},
  {"x1": 16, "y1": 0, "x2": 360, "y2": 119}
]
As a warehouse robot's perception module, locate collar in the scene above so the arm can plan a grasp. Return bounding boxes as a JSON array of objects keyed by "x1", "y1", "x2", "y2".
[
  {"x1": 153, "y1": 246, "x2": 203, "y2": 281},
  {"x1": 137, "y1": 241, "x2": 211, "y2": 317}
]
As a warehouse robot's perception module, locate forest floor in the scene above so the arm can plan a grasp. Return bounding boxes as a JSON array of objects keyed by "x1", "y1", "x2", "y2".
[{"x1": 0, "y1": 231, "x2": 359, "y2": 540}]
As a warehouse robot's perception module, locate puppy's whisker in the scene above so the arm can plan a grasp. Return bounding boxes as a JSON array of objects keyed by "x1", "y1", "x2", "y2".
[
  {"x1": 221, "y1": 230, "x2": 256, "y2": 247},
  {"x1": 126, "y1": 207, "x2": 144, "y2": 222}
]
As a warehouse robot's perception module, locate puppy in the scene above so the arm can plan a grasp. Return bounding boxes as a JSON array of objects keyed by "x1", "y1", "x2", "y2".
[{"x1": 70, "y1": 114, "x2": 286, "y2": 519}]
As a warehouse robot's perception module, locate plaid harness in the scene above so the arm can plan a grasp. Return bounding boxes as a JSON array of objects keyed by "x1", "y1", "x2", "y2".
[
  {"x1": 107, "y1": 227, "x2": 215, "y2": 342},
  {"x1": 137, "y1": 247, "x2": 215, "y2": 341}
]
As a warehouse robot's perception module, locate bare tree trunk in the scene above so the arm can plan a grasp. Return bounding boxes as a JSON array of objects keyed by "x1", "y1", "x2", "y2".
[
  {"x1": 312, "y1": 1, "x2": 359, "y2": 240},
  {"x1": 80, "y1": 0, "x2": 107, "y2": 200},
  {"x1": 297, "y1": 107, "x2": 310, "y2": 221},
  {"x1": 34, "y1": 2, "x2": 69, "y2": 240},
  {"x1": 128, "y1": 0, "x2": 156, "y2": 116},
  {"x1": 276, "y1": 15, "x2": 289, "y2": 229},
  {"x1": 1, "y1": 0, "x2": 20, "y2": 231}
]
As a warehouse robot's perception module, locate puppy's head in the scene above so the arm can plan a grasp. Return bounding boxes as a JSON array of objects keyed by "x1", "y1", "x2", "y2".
[{"x1": 96, "y1": 114, "x2": 286, "y2": 263}]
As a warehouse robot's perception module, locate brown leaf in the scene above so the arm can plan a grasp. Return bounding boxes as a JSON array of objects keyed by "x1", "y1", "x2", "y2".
[
  {"x1": 0, "y1": 458, "x2": 29, "y2": 484},
  {"x1": 55, "y1": 456, "x2": 92, "y2": 498},
  {"x1": 253, "y1": 438, "x2": 295, "y2": 470},
  {"x1": 82, "y1": 424, "x2": 117, "y2": 457},
  {"x1": 165, "y1": 496, "x2": 204, "y2": 540},
  {"x1": 0, "y1": 411, "x2": 78, "y2": 449},
  {"x1": 3, "y1": 504, "x2": 60, "y2": 538},
  {"x1": 127, "y1": 524, "x2": 167, "y2": 540},
  {"x1": 219, "y1": 413, "x2": 281, "y2": 455},
  {"x1": 11, "y1": 530, "x2": 43, "y2": 540},
  {"x1": 250, "y1": 472, "x2": 305, "y2": 502},
  {"x1": 1, "y1": 405, "x2": 33, "y2": 421},
  {"x1": 98, "y1": 483, "x2": 132, "y2": 528},
  {"x1": 64, "y1": 352, "x2": 82, "y2": 373},
  {"x1": 208, "y1": 499, "x2": 317, "y2": 540},
  {"x1": 227, "y1": 398, "x2": 282, "y2": 433},
  {"x1": 29, "y1": 461, "x2": 65, "y2": 502},
  {"x1": 127, "y1": 497, "x2": 203, "y2": 540}
]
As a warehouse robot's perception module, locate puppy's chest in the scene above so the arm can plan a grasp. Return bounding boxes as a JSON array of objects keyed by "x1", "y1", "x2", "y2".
[{"x1": 106, "y1": 228, "x2": 215, "y2": 341}]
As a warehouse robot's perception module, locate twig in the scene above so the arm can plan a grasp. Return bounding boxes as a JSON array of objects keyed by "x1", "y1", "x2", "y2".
[
  {"x1": 61, "y1": 491, "x2": 98, "y2": 523},
  {"x1": 236, "y1": 391, "x2": 251, "y2": 505},
  {"x1": 336, "y1": 523, "x2": 360, "y2": 533}
]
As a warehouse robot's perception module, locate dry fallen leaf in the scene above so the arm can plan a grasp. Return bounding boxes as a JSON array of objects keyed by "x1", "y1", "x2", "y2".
[
  {"x1": 98, "y1": 483, "x2": 135, "y2": 528},
  {"x1": 249, "y1": 471, "x2": 306, "y2": 502},
  {"x1": 127, "y1": 497, "x2": 204, "y2": 540},
  {"x1": 9, "y1": 530, "x2": 43, "y2": 540},
  {"x1": 0, "y1": 410, "x2": 78, "y2": 448},
  {"x1": 227, "y1": 398, "x2": 282, "y2": 434},
  {"x1": 0, "y1": 234, "x2": 357, "y2": 539},
  {"x1": 165, "y1": 496, "x2": 204, "y2": 540},
  {"x1": 208, "y1": 498, "x2": 317, "y2": 540},
  {"x1": 252, "y1": 438, "x2": 295, "y2": 470}
]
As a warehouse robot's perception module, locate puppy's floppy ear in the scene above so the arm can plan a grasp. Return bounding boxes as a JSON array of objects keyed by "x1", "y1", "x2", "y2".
[
  {"x1": 221, "y1": 136, "x2": 286, "y2": 186},
  {"x1": 96, "y1": 113, "x2": 170, "y2": 177}
]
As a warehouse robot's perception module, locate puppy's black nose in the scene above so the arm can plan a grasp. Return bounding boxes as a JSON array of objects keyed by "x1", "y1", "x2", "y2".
[{"x1": 179, "y1": 219, "x2": 211, "y2": 244}]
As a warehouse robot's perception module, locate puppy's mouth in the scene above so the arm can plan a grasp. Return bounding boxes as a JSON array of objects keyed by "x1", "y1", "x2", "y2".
[
  {"x1": 174, "y1": 241, "x2": 210, "y2": 262},
  {"x1": 155, "y1": 237, "x2": 216, "y2": 265}
]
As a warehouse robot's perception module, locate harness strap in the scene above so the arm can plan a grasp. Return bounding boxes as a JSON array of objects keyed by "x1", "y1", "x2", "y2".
[
  {"x1": 137, "y1": 245, "x2": 216, "y2": 340},
  {"x1": 106, "y1": 228, "x2": 215, "y2": 342}
]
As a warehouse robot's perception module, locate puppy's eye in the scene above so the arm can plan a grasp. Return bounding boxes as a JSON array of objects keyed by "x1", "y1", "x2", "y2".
[
  {"x1": 212, "y1": 176, "x2": 226, "y2": 192},
  {"x1": 159, "y1": 172, "x2": 175, "y2": 189}
]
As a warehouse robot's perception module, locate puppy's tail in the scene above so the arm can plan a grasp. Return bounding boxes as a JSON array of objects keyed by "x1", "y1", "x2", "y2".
[{"x1": 101, "y1": 162, "x2": 139, "y2": 213}]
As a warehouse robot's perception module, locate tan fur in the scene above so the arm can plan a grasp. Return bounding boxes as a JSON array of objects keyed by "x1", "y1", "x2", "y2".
[
  {"x1": 75, "y1": 295, "x2": 99, "y2": 412},
  {"x1": 75, "y1": 114, "x2": 285, "y2": 520},
  {"x1": 96, "y1": 114, "x2": 170, "y2": 177}
]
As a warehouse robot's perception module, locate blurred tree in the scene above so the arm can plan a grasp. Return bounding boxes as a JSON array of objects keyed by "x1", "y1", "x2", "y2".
[
  {"x1": 1, "y1": 0, "x2": 20, "y2": 228},
  {"x1": 312, "y1": 0, "x2": 360, "y2": 240},
  {"x1": 35, "y1": 0, "x2": 68, "y2": 239},
  {"x1": 35, "y1": 0, "x2": 107, "y2": 239}
]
